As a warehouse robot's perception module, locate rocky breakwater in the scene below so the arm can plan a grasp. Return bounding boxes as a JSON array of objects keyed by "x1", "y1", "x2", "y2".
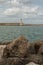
[{"x1": 0, "y1": 36, "x2": 43, "y2": 65}]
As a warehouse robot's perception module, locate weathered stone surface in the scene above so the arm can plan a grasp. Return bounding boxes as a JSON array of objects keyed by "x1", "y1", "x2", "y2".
[
  {"x1": 0, "y1": 36, "x2": 43, "y2": 65},
  {"x1": 38, "y1": 45, "x2": 43, "y2": 55},
  {"x1": 0, "y1": 58, "x2": 22, "y2": 65},
  {"x1": 26, "y1": 62, "x2": 39, "y2": 65},
  {"x1": 26, "y1": 41, "x2": 43, "y2": 64},
  {"x1": 3, "y1": 36, "x2": 30, "y2": 58},
  {"x1": 28, "y1": 54, "x2": 43, "y2": 64},
  {"x1": 0, "y1": 45, "x2": 6, "y2": 59},
  {"x1": 29, "y1": 41, "x2": 43, "y2": 54}
]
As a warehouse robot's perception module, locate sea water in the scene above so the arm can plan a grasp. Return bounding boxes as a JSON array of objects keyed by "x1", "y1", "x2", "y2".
[{"x1": 0, "y1": 26, "x2": 43, "y2": 42}]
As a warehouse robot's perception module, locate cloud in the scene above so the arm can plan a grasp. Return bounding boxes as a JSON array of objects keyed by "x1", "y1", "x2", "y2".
[
  {"x1": 4, "y1": 7, "x2": 20, "y2": 15},
  {"x1": 0, "y1": 0, "x2": 7, "y2": 4},
  {"x1": 21, "y1": 6, "x2": 39, "y2": 18},
  {"x1": 37, "y1": 8, "x2": 43, "y2": 16},
  {"x1": 0, "y1": 0, "x2": 5, "y2": 2},
  {"x1": 3, "y1": 5, "x2": 39, "y2": 19},
  {"x1": 0, "y1": 0, "x2": 10, "y2": 5},
  {"x1": 0, "y1": 0, "x2": 5, "y2": 4},
  {"x1": 38, "y1": 12, "x2": 43, "y2": 16},
  {"x1": 7, "y1": 0, "x2": 32, "y2": 7},
  {"x1": 22, "y1": 6, "x2": 38, "y2": 13},
  {"x1": 18, "y1": 0, "x2": 32, "y2": 5},
  {"x1": 4, "y1": 6, "x2": 38, "y2": 16},
  {"x1": 7, "y1": 0, "x2": 19, "y2": 6}
]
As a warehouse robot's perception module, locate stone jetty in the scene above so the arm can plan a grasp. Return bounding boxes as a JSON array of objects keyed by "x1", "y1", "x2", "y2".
[{"x1": 0, "y1": 36, "x2": 43, "y2": 65}]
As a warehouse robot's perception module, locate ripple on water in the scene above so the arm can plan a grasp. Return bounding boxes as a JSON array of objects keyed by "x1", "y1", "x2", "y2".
[{"x1": 0, "y1": 26, "x2": 43, "y2": 42}]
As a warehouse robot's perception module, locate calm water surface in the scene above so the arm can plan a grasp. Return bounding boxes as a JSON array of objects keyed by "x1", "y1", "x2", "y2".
[{"x1": 0, "y1": 26, "x2": 43, "y2": 42}]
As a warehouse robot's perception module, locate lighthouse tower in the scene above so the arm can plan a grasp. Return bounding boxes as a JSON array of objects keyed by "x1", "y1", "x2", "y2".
[{"x1": 19, "y1": 19, "x2": 24, "y2": 26}]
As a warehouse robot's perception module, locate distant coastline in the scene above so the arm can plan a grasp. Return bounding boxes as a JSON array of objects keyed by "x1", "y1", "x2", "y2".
[{"x1": 0, "y1": 23, "x2": 43, "y2": 26}]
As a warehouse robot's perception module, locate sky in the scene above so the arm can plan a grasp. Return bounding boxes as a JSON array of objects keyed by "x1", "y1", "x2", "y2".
[{"x1": 0, "y1": 0, "x2": 43, "y2": 24}]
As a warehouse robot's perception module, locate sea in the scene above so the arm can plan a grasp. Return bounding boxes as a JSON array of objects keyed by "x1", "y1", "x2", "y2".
[{"x1": 0, "y1": 26, "x2": 43, "y2": 42}]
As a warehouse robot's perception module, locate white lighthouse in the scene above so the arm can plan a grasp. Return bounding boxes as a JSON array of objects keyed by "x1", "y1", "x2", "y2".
[{"x1": 19, "y1": 19, "x2": 24, "y2": 26}]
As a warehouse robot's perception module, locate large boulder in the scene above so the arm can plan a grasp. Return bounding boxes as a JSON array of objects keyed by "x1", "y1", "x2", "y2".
[
  {"x1": 28, "y1": 41, "x2": 43, "y2": 54},
  {"x1": 3, "y1": 36, "x2": 30, "y2": 58},
  {"x1": 26, "y1": 41, "x2": 43, "y2": 64}
]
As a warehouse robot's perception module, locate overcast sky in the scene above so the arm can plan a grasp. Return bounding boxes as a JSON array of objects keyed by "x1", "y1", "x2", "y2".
[{"x1": 0, "y1": 0, "x2": 43, "y2": 24}]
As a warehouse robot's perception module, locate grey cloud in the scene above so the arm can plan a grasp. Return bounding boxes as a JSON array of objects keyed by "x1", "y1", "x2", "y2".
[
  {"x1": 0, "y1": 0, "x2": 6, "y2": 4},
  {"x1": 18, "y1": 0, "x2": 32, "y2": 5},
  {"x1": 0, "y1": 0, "x2": 9, "y2": 5}
]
